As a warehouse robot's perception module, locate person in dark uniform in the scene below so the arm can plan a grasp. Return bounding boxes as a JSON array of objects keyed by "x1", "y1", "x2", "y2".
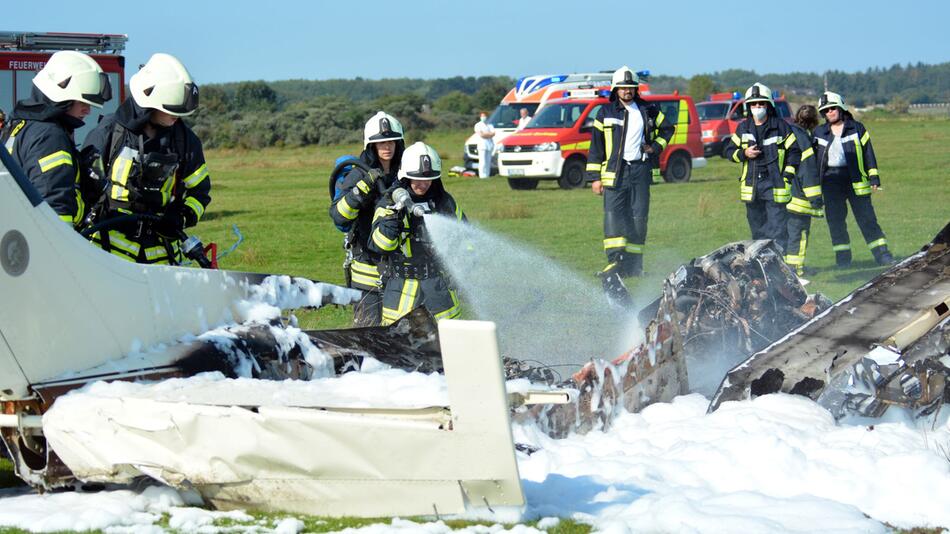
[
  {"x1": 784, "y1": 105, "x2": 823, "y2": 276},
  {"x1": 2, "y1": 50, "x2": 112, "y2": 227},
  {"x1": 82, "y1": 53, "x2": 209, "y2": 265},
  {"x1": 329, "y1": 111, "x2": 405, "y2": 326},
  {"x1": 586, "y1": 65, "x2": 674, "y2": 294},
  {"x1": 368, "y1": 142, "x2": 465, "y2": 325},
  {"x1": 724, "y1": 82, "x2": 801, "y2": 253},
  {"x1": 813, "y1": 91, "x2": 894, "y2": 267}
]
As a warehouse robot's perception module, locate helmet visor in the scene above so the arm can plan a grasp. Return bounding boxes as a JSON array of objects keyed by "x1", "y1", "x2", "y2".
[
  {"x1": 82, "y1": 72, "x2": 113, "y2": 106},
  {"x1": 164, "y1": 83, "x2": 199, "y2": 114}
]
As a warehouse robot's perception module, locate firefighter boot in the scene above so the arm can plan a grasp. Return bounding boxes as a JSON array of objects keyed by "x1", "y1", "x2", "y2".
[
  {"x1": 835, "y1": 249, "x2": 852, "y2": 268},
  {"x1": 872, "y1": 245, "x2": 897, "y2": 266},
  {"x1": 622, "y1": 253, "x2": 644, "y2": 277},
  {"x1": 598, "y1": 262, "x2": 632, "y2": 309}
]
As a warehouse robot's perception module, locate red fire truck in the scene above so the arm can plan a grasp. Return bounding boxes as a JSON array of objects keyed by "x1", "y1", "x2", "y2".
[
  {"x1": 1, "y1": 31, "x2": 127, "y2": 143},
  {"x1": 697, "y1": 91, "x2": 792, "y2": 158}
]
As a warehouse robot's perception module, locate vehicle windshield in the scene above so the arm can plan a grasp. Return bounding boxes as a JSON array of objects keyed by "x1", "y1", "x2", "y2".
[
  {"x1": 526, "y1": 103, "x2": 589, "y2": 129},
  {"x1": 697, "y1": 102, "x2": 730, "y2": 121},
  {"x1": 487, "y1": 103, "x2": 539, "y2": 129}
]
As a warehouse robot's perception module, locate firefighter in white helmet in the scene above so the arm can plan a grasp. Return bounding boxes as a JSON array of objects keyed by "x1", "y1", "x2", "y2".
[
  {"x1": 812, "y1": 91, "x2": 894, "y2": 267},
  {"x1": 723, "y1": 82, "x2": 802, "y2": 253},
  {"x1": 329, "y1": 111, "x2": 406, "y2": 326},
  {"x1": 82, "y1": 53, "x2": 210, "y2": 265},
  {"x1": 2, "y1": 50, "x2": 112, "y2": 227},
  {"x1": 368, "y1": 142, "x2": 466, "y2": 325},
  {"x1": 587, "y1": 66, "x2": 674, "y2": 303}
]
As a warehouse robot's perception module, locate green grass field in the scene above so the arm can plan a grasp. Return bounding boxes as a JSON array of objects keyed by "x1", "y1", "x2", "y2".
[
  {"x1": 0, "y1": 117, "x2": 947, "y2": 533},
  {"x1": 194, "y1": 116, "x2": 950, "y2": 328}
]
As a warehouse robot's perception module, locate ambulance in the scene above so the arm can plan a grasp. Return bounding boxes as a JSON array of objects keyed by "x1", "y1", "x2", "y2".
[
  {"x1": 497, "y1": 87, "x2": 706, "y2": 190},
  {"x1": 462, "y1": 73, "x2": 616, "y2": 173},
  {"x1": 0, "y1": 31, "x2": 127, "y2": 144}
]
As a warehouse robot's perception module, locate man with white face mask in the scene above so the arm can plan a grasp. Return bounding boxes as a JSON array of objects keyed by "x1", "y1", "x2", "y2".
[{"x1": 724, "y1": 82, "x2": 801, "y2": 252}]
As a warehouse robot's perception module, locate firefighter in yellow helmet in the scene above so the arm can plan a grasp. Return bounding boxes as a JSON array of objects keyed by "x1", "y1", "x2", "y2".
[
  {"x1": 329, "y1": 111, "x2": 406, "y2": 326},
  {"x1": 724, "y1": 82, "x2": 801, "y2": 253},
  {"x1": 587, "y1": 66, "x2": 673, "y2": 300},
  {"x1": 1, "y1": 50, "x2": 112, "y2": 227},
  {"x1": 813, "y1": 91, "x2": 894, "y2": 267},
  {"x1": 82, "y1": 53, "x2": 209, "y2": 265},
  {"x1": 368, "y1": 142, "x2": 466, "y2": 325}
]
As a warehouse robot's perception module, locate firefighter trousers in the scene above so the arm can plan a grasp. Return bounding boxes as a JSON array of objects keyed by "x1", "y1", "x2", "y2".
[
  {"x1": 822, "y1": 168, "x2": 887, "y2": 256},
  {"x1": 603, "y1": 161, "x2": 651, "y2": 276},
  {"x1": 352, "y1": 289, "x2": 383, "y2": 327},
  {"x1": 785, "y1": 213, "x2": 811, "y2": 275},
  {"x1": 745, "y1": 193, "x2": 789, "y2": 252},
  {"x1": 380, "y1": 274, "x2": 461, "y2": 326}
]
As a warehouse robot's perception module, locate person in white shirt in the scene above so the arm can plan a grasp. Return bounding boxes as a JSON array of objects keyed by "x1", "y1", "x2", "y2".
[
  {"x1": 473, "y1": 112, "x2": 495, "y2": 178},
  {"x1": 516, "y1": 107, "x2": 532, "y2": 130}
]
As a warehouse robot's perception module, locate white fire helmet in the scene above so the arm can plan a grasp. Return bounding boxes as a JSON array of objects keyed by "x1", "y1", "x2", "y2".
[
  {"x1": 611, "y1": 66, "x2": 640, "y2": 90},
  {"x1": 818, "y1": 91, "x2": 849, "y2": 113},
  {"x1": 130, "y1": 53, "x2": 199, "y2": 117},
  {"x1": 32, "y1": 50, "x2": 112, "y2": 108},
  {"x1": 363, "y1": 111, "x2": 404, "y2": 148},
  {"x1": 398, "y1": 142, "x2": 441, "y2": 181},
  {"x1": 744, "y1": 82, "x2": 774, "y2": 110}
]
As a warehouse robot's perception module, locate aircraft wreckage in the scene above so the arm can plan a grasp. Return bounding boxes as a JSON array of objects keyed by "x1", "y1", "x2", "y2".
[{"x1": 2, "y1": 148, "x2": 949, "y2": 517}]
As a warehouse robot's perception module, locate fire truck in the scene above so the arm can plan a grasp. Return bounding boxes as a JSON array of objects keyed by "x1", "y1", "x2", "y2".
[
  {"x1": 697, "y1": 91, "x2": 793, "y2": 158},
  {"x1": 0, "y1": 31, "x2": 127, "y2": 144},
  {"x1": 463, "y1": 73, "x2": 621, "y2": 173},
  {"x1": 497, "y1": 87, "x2": 706, "y2": 190}
]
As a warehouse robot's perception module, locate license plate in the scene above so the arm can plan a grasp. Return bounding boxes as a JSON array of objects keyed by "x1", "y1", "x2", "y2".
[{"x1": 506, "y1": 168, "x2": 525, "y2": 177}]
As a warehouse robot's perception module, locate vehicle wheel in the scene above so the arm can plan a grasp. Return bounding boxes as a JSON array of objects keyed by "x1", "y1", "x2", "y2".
[
  {"x1": 508, "y1": 178, "x2": 539, "y2": 190},
  {"x1": 558, "y1": 158, "x2": 586, "y2": 189},
  {"x1": 663, "y1": 151, "x2": 692, "y2": 183}
]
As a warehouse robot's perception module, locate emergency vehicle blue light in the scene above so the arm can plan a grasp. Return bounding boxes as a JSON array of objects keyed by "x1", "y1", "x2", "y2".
[
  {"x1": 636, "y1": 70, "x2": 650, "y2": 78},
  {"x1": 597, "y1": 89, "x2": 611, "y2": 97},
  {"x1": 561, "y1": 90, "x2": 570, "y2": 97},
  {"x1": 732, "y1": 91, "x2": 742, "y2": 100}
]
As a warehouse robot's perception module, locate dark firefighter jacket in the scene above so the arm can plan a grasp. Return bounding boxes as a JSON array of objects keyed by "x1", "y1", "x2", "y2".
[
  {"x1": 328, "y1": 146, "x2": 402, "y2": 290},
  {"x1": 585, "y1": 97, "x2": 674, "y2": 187},
  {"x1": 83, "y1": 98, "x2": 211, "y2": 229},
  {"x1": 786, "y1": 124, "x2": 822, "y2": 217},
  {"x1": 724, "y1": 115, "x2": 801, "y2": 203},
  {"x1": 368, "y1": 179, "x2": 465, "y2": 279},
  {"x1": 2, "y1": 86, "x2": 87, "y2": 226},
  {"x1": 812, "y1": 116, "x2": 880, "y2": 196}
]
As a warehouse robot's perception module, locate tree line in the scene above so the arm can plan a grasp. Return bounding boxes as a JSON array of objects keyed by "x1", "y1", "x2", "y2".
[{"x1": 188, "y1": 62, "x2": 950, "y2": 149}]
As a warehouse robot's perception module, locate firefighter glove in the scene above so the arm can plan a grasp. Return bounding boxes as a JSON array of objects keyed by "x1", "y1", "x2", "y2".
[
  {"x1": 154, "y1": 206, "x2": 186, "y2": 239},
  {"x1": 810, "y1": 197, "x2": 824, "y2": 210}
]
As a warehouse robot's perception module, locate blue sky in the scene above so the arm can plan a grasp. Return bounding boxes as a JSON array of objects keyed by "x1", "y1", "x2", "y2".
[{"x1": 7, "y1": 0, "x2": 949, "y2": 84}]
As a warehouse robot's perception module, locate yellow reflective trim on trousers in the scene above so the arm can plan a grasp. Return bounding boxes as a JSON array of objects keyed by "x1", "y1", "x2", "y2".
[
  {"x1": 801, "y1": 147, "x2": 814, "y2": 160},
  {"x1": 832, "y1": 243, "x2": 851, "y2": 252},
  {"x1": 625, "y1": 243, "x2": 643, "y2": 254},
  {"x1": 144, "y1": 245, "x2": 171, "y2": 261},
  {"x1": 184, "y1": 196, "x2": 205, "y2": 221},
  {"x1": 433, "y1": 290, "x2": 461, "y2": 321},
  {"x1": 336, "y1": 196, "x2": 359, "y2": 220},
  {"x1": 784, "y1": 166, "x2": 796, "y2": 175},
  {"x1": 182, "y1": 163, "x2": 209, "y2": 189},
  {"x1": 604, "y1": 237, "x2": 627, "y2": 250},
  {"x1": 784, "y1": 254, "x2": 804, "y2": 266},
  {"x1": 372, "y1": 228, "x2": 399, "y2": 251},
  {"x1": 867, "y1": 238, "x2": 887, "y2": 249},
  {"x1": 38, "y1": 150, "x2": 73, "y2": 173},
  {"x1": 803, "y1": 185, "x2": 822, "y2": 197},
  {"x1": 397, "y1": 278, "x2": 419, "y2": 316},
  {"x1": 860, "y1": 130, "x2": 870, "y2": 146}
]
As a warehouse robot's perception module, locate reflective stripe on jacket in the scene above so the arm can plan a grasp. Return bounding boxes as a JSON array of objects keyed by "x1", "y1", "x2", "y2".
[
  {"x1": 723, "y1": 116, "x2": 801, "y2": 204},
  {"x1": 586, "y1": 98, "x2": 674, "y2": 187},
  {"x1": 813, "y1": 118, "x2": 879, "y2": 196},
  {"x1": 786, "y1": 124, "x2": 823, "y2": 217}
]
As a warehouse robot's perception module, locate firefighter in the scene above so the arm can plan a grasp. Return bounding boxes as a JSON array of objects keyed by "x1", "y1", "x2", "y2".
[
  {"x1": 586, "y1": 65, "x2": 674, "y2": 289},
  {"x1": 82, "y1": 53, "x2": 209, "y2": 265},
  {"x1": 724, "y1": 83, "x2": 801, "y2": 253},
  {"x1": 329, "y1": 111, "x2": 405, "y2": 326},
  {"x1": 813, "y1": 91, "x2": 894, "y2": 267},
  {"x1": 1, "y1": 50, "x2": 112, "y2": 226},
  {"x1": 368, "y1": 142, "x2": 466, "y2": 325},
  {"x1": 784, "y1": 105, "x2": 823, "y2": 276}
]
